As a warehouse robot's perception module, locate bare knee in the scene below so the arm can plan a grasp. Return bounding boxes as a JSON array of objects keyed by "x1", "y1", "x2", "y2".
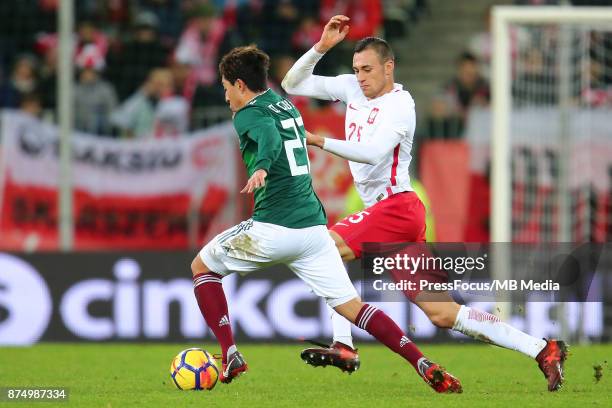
[
  {"x1": 329, "y1": 231, "x2": 356, "y2": 262},
  {"x1": 191, "y1": 255, "x2": 210, "y2": 276},
  {"x1": 417, "y1": 301, "x2": 460, "y2": 329},
  {"x1": 428, "y1": 311, "x2": 456, "y2": 328}
]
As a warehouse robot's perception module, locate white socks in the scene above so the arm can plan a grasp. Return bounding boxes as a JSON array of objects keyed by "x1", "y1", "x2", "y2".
[
  {"x1": 452, "y1": 305, "x2": 547, "y2": 358},
  {"x1": 329, "y1": 306, "x2": 354, "y2": 349},
  {"x1": 329, "y1": 303, "x2": 547, "y2": 358}
]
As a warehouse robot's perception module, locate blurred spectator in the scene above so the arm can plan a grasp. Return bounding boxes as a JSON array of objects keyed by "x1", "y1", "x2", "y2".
[
  {"x1": 234, "y1": 0, "x2": 265, "y2": 46},
  {"x1": 269, "y1": 54, "x2": 308, "y2": 110},
  {"x1": 173, "y1": 3, "x2": 235, "y2": 106},
  {"x1": 75, "y1": 18, "x2": 109, "y2": 63},
  {"x1": 107, "y1": 11, "x2": 171, "y2": 100},
  {"x1": 0, "y1": 0, "x2": 47, "y2": 72},
  {"x1": 512, "y1": 47, "x2": 557, "y2": 106},
  {"x1": 74, "y1": 46, "x2": 118, "y2": 135},
  {"x1": 292, "y1": 15, "x2": 323, "y2": 55},
  {"x1": 260, "y1": 0, "x2": 300, "y2": 56},
  {"x1": 581, "y1": 59, "x2": 612, "y2": 106},
  {"x1": 319, "y1": 0, "x2": 382, "y2": 41},
  {"x1": 382, "y1": 0, "x2": 410, "y2": 42},
  {"x1": 0, "y1": 54, "x2": 38, "y2": 108},
  {"x1": 427, "y1": 52, "x2": 489, "y2": 137},
  {"x1": 468, "y1": 6, "x2": 531, "y2": 80},
  {"x1": 37, "y1": 46, "x2": 57, "y2": 111},
  {"x1": 112, "y1": 68, "x2": 189, "y2": 139},
  {"x1": 137, "y1": 0, "x2": 184, "y2": 43},
  {"x1": 444, "y1": 52, "x2": 490, "y2": 115},
  {"x1": 19, "y1": 92, "x2": 42, "y2": 118}
]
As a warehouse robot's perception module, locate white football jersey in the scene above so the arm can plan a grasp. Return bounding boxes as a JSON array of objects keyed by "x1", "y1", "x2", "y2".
[{"x1": 322, "y1": 74, "x2": 416, "y2": 207}]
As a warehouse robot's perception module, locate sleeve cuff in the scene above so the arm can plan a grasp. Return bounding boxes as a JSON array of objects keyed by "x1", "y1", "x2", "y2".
[
  {"x1": 310, "y1": 46, "x2": 325, "y2": 57},
  {"x1": 254, "y1": 159, "x2": 272, "y2": 173}
]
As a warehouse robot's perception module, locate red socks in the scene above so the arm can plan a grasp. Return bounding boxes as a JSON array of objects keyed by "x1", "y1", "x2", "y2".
[
  {"x1": 356, "y1": 304, "x2": 424, "y2": 370},
  {"x1": 193, "y1": 272, "x2": 235, "y2": 363}
]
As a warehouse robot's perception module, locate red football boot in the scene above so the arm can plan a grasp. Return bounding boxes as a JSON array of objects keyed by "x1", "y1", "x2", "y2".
[
  {"x1": 417, "y1": 358, "x2": 463, "y2": 393},
  {"x1": 219, "y1": 351, "x2": 248, "y2": 384},
  {"x1": 535, "y1": 339, "x2": 568, "y2": 391},
  {"x1": 300, "y1": 340, "x2": 360, "y2": 373}
]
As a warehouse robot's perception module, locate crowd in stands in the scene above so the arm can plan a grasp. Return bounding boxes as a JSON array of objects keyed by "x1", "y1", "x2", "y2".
[
  {"x1": 426, "y1": 0, "x2": 612, "y2": 139},
  {"x1": 0, "y1": 0, "x2": 427, "y2": 138}
]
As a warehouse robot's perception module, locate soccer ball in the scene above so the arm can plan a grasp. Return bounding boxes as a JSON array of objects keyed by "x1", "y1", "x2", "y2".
[{"x1": 170, "y1": 348, "x2": 219, "y2": 390}]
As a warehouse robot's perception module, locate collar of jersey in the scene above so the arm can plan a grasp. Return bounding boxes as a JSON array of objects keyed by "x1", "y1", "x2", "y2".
[{"x1": 242, "y1": 88, "x2": 272, "y2": 109}]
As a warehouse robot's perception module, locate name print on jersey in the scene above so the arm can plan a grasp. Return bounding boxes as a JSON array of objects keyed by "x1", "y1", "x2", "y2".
[{"x1": 267, "y1": 100, "x2": 295, "y2": 114}]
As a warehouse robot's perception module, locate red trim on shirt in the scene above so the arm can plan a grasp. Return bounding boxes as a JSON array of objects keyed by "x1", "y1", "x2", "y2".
[{"x1": 390, "y1": 144, "x2": 400, "y2": 186}]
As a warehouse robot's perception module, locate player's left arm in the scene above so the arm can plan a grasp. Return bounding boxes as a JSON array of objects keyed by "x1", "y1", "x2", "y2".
[
  {"x1": 306, "y1": 105, "x2": 415, "y2": 165},
  {"x1": 306, "y1": 129, "x2": 402, "y2": 165},
  {"x1": 240, "y1": 116, "x2": 282, "y2": 193}
]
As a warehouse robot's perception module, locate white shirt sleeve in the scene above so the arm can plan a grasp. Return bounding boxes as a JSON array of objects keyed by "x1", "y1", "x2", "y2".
[
  {"x1": 281, "y1": 47, "x2": 354, "y2": 103},
  {"x1": 322, "y1": 132, "x2": 400, "y2": 165},
  {"x1": 321, "y1": 104, "x2": 415, "y2": 165}
]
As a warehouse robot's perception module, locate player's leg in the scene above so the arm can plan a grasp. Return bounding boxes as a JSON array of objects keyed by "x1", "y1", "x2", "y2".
[
  {"x1": 305, "y1": 196, "x2": 420, "y2": 372},
  {"x1": 331, "y1": 298, "x2": 461, "y2": 393},
  {"x1": 301, "y1": 229, "x2": 358, "y2": 369},
  {"x1": 414, "y1": 294, "x2": 567, "y2": 391},
  {"x1": 291, "y1": 226, "x2": 461, "y2": 393},
  {"x1": 318, "y1": 194, "x2": 425, "y2": 364},
  {"x1": 192, "y1": 220, "x2": 262, "y2": 383},
  {"x1": 330, "y1": 230, "x2": 356, "y2": 262},
  {"x1": 191, "y1": 255, "x2": 237, "y2": 362},
  {"x1": 326, "y1": 231, "x2": 355, "y2": 347}
]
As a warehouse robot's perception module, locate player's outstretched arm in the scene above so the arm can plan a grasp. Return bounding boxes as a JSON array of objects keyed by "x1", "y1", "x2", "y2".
[
  {"x1": 306, "y1": 130, "x2": 401, "y2": 165},
  {"x1": 281, "y1": 15, "x2": 350, "y2": 100}
]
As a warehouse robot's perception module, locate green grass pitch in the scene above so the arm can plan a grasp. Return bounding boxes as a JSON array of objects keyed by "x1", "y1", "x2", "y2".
[{"x1": 0, "y1": 343, "x2": 610, "y2": 407}]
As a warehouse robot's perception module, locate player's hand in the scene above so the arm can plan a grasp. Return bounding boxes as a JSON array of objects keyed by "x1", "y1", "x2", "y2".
[
  {"x1": 241, "y1": 169, "x2": 267, "y2": 193},
  {"x1": 314, "y1": 15, "x2": 350, "y2": 54},
  {"x1": 305, "y1": 131, "x2": 325, "y2": 148}
]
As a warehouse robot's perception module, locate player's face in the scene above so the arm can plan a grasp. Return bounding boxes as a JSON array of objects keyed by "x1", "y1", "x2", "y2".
[
  {"x1": 222, "y1": 77, "x2": 244, "y2": 113},
  {"x1": 352, "y1": 49, "x2": 393, "y2": 99}
]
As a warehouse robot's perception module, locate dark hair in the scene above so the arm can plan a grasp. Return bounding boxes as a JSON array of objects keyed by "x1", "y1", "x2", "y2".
[
  {"x1": 457, "y1": 51, "x2": 478, "y2": 64},
  {"x1": 354, "y1": 37, "x2": 394, "y2": 62},
  {"x1": 219, "y1": 45, "x2": 270, "y2": 92}
]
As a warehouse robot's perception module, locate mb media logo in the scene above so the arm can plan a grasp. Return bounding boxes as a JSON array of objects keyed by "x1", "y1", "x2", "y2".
[{"x1": 0, "y1": 254, "x2": 52, "y2": 345}]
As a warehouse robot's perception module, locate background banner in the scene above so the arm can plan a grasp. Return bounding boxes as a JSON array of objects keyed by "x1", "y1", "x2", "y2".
[
  {"x1": 0, "y1": 111, "x2": 239, "y2": 250},
  {"x1": 0, "y1": 252, "x2": 606, "y2": 345}
]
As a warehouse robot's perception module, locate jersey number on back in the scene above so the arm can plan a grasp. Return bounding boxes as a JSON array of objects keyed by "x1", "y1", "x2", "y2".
[{"x1": 281, "y1": 116, "x2": 310, "y2": 176}]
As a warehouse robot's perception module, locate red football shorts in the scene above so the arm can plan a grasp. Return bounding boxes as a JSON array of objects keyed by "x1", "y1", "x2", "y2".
[{"x1": 331, "y1": 191, "x2": 446, "y2": 301}]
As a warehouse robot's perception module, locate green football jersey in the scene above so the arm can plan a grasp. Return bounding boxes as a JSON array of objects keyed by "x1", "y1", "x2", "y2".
[{"x1": 232, "y1": 88, "x2": 327, "y2": 228}]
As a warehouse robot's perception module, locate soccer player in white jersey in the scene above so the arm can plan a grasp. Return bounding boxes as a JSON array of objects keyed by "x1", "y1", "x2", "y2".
[{"x1": 282, "y1": 15, "x2": 567, "y2": 392}]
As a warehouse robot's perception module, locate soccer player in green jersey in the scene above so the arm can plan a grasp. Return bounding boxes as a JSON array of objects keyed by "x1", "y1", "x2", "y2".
[{"x1": 190, "y1": 45, "x2": 461, "y2": 392}]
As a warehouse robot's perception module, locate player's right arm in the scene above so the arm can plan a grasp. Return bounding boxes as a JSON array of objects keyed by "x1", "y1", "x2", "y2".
[{"x1": 281, "y1": 15, "x2": 352, "y2": 102}]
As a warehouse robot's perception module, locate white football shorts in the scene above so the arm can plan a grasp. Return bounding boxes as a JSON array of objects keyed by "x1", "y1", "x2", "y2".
[{"x1": 199, "y1": 219, "x2": 358, "y2": 307}]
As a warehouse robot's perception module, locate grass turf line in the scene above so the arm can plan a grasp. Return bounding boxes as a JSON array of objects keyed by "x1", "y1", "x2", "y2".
[{"x1": 0, "y1": 344, "x2": 610, "y2": 407}]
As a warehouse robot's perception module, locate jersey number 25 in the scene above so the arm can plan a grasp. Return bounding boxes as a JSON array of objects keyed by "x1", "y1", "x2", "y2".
[{"x1": 281, "y1": 116, "x2": 311, "y2": 176}]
